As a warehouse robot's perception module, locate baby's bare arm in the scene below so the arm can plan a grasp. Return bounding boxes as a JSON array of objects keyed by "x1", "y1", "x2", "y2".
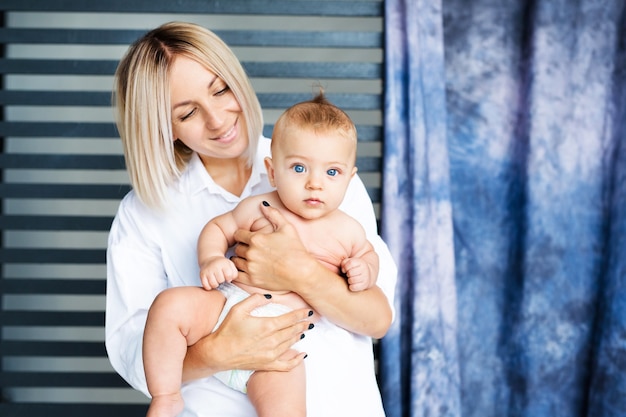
[
  {"x1": 198, "y1": 214, "x2": 236, "y2": 263},
  {"x1": 198, "y1": 197, "x2": 268, "y2": 290},
  {"x1": 338, "y1": 214, "x2": 379, "y2": 292},
  {"x1": 198, "y1": 216, "x2": 239, "y2": 289}
]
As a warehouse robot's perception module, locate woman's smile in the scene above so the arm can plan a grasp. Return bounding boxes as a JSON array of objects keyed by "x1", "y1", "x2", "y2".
[{"x1": 211, "y1": 118, "x2": 238, "y2": 143}]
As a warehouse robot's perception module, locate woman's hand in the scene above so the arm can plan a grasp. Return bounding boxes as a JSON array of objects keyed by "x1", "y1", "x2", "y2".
[
  {"x1": 232, "y1": 204, "x2": 319, "y2": 293},
  {"x1": 182, "y1": 293, "x2": 312, "y2": 382},
  {"x1": 232, "y1": 203, "x2": 393, "y2": 338}
]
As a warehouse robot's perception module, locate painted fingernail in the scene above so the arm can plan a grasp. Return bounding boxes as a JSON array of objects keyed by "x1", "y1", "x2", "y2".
[
  {"x1": 308, "y1": 323, "x2": 314, "y2": 330},
  {"x1": 262, "y1": 200, "x2": 270, "y2": 207},
  {"x1": 264, "y1": 294, "x2": 272, "y2": 299},
  {"x1": 300, "y1": 334, "x2": 306, "y2": 340},
  {"x1": 304, "y1": 354, "x2": 308, "y2": 359},
  {"x1": 308, "y1": 310, "x2": 314, "y2": 317}
]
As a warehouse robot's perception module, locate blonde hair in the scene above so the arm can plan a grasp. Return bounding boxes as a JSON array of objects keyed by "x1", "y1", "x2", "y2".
[
  {"x1": 272, "y1": 92, "x2": 357, "y2": 162},
  {"x1": 113, "y1": 22, "x2": 263, "y2": 208}
]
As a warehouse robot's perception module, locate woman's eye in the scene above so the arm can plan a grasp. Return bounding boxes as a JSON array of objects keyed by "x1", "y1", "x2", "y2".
[
  {"x1": 215, "y1": 86, "x2": 230, "y2": 96},
  {"x1": 293, "y1": 164, "x2": 305, "y2": 173},
  {"x1": 327, "y1": 168, "x2": 338, "y2": 176},
  {"x1": 180, "y1": 109, "x2": 195, "y2": 121}
]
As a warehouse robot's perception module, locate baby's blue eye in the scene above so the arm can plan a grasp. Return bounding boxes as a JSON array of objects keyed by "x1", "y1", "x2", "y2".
[
  {"x1": 293, "y1": 164, "x2": 305, "y2": 173},
  {"x1": 327, "y1": 169, "x2": 338, "y2": 176}
]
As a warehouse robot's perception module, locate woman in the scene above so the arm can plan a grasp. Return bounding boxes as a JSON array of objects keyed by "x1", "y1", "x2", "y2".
[{"x1": 105, "y1": 21, "x2": 397, "y2": 417}]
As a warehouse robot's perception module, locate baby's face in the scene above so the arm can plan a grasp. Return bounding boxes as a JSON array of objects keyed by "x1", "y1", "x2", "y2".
[{"x1": 269, "y1": 127, "x2": 357, "y2": 220}]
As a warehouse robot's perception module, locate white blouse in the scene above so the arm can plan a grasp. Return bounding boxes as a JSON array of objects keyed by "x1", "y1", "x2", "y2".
[{"x1": 105, "y1": 136, "x2": 397, "y2": 417}]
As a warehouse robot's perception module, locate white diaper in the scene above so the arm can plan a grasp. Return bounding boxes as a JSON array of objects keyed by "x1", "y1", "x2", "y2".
[{"x1": 212, "y1": 282, "x2": 293, "y2": 393}]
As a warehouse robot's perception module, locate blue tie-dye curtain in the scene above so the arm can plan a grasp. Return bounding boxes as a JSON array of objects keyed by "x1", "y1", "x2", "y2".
[{"x1": 379, "y1": 1, "x2": 626, "y2": 417}]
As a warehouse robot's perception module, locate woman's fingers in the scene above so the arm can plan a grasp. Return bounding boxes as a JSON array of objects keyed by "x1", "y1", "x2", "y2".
[
  {"x1": 232, "y1": 293, "x2": 312, "y2": 335},
  {"x1": 232, "y1": 202, "x2": 289, "y2": 251},
  {"x1": 258, "y1": 202, "x2": 287, "y2": 231},
  {"x1": 232, "y1": 202, "x2": 314, "y2": 291},
  {"x1": 266, "y1": 349, "x2": 308, "y2": 373},
  {"x1": 216, "y1": 293, "x2": 313, "y2": 371}
]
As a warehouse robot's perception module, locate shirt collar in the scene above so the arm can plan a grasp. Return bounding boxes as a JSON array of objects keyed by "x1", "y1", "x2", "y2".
[{"x1": 183, "y1": 137, "x2": 268, "y2": 201}]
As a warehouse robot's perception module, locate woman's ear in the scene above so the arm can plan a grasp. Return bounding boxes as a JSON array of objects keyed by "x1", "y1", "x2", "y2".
[{"x1": 264, "y1": 157, "x2": 276, "y2": 187}]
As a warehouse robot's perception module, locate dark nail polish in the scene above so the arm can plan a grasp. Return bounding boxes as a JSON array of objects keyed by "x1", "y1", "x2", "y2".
[
  {"x1": 262, "y1": 200, "x2": 270, "y2": 207},
  {"x1": 308, "y1": 323, "x2": 314, "y2": 330},
  {"x1": 300, "y1": 333, "x2": 305, "y2": 340},
  {"x1": 308, "y1": 310, "x2": 314, "y2": 317},
  {"x1": 264, "y1": 294, "x2": 272, "y2": 299},
  {"x1": 304, "y1": 354, "x2": 308, "y2": 359}
]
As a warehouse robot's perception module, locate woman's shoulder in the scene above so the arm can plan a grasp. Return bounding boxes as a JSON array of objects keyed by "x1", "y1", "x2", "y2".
[
  {"x1": 112, "y1": 188, "x2": 179, "y2": 237},
  {"x1": 117, "y1": 188, "x2": 160, "y2": 216},
  {"x1": 111, "y1": 190, "x2": 157, "y2": 235}
]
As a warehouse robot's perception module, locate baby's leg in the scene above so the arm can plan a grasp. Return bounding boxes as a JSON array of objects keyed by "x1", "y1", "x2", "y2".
[
  {"x1": 143, "y1": 286, "x2": 226, "y2": 417},
  {"x1": 246, "y1": 350, "x2": 306, "y2": 417}
]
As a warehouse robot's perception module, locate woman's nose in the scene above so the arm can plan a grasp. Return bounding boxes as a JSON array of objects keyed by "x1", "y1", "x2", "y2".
[{"x1": 203, "y1": 108, "x2": 225, "y2": 130}]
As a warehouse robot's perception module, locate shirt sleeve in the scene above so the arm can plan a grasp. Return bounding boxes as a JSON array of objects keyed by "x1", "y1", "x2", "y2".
[
  {"x1": 105, "y1": 194, "x2": 167, "y2": 397},
  {"x1": 339, "y1": 175, "x2": 398, "y2": 318}
]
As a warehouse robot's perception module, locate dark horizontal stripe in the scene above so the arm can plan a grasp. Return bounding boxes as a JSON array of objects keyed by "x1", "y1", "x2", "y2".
[
  {"x1": 0, "y1": 340, "x2": 105, "y2": 356},
  {"x1": 0, "y1": 278, "x2": 105, "y2": 295},
  {"x1": 0, "y1": 183, "x2": 130, "y2": 199},
  {"x1": 222, "y1": 30, "x2": 381, "y2": 48},
  {"x1": 0, "y1": 403, "x2": 148, "y2": 417},
  {"x1": 0, "y1": 90, "x2": 110, "y2": 106},
  {"x1": 246, "y1": 62, "x2": 382, "y2": 79},
  {"x1": 0, "y1": 59, "x2": 117, "y2": 75},
  {"x1": 0, "y1": 311, "x2": 104, "y2": 326},
  {"x1": 0, "y1": 248, "x2": 105, "y2": 264},
  {"x1": 0, "y1": 28, "x2": 382, "y2": 48},
  {"x1": 0, "y1": 0, "x2": 382, "y2": 16},
  {"x1": 357, "y1": 156, "x2": 382, "y2": 173},
  {"x1": 0, "y1": 59, "x2": 381, "y2": 78},
  {"x1": 0, "y1": 371, "x2": 129, "y2": 388},
  {"x1": 0, "y1": 154, "x2": 125, "y2": 169},
  {"x1": 0, "y1": 91, "x2": 382, "y2": 110},
  {"x1": 355, "y1": 125, "x2": 383, "y2": 142},
  {"x1": 0, "y1": 215, "x2": 114, "y2": 231},
  {"x1": 0, "y1": 121, "x2": 118, "y2": 137}
]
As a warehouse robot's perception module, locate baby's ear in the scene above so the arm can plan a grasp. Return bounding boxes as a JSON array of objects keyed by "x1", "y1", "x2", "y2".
[
  {"x1": 264, "y1": 157, "x2": 276, "y2": 187},
  {"x1": 351, "y1": 166, "x2": 358, "y2": 178}
]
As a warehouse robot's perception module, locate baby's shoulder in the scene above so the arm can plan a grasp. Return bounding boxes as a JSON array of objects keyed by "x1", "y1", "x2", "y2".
[
  {"x1": 232, "y1": 192, "x2": 283, "y2": 220},
  {"x1": 333, "y1": 208, "x2": 362, "y2": 227},
  {"x1": 238, "y1": 191, "x2": 277, "y2": 210},
  {"x1": 329, "y1": 209, "x2": 367, "y2": 239}
]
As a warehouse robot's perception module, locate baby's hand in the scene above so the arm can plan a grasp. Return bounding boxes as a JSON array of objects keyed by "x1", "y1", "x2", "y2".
[
  {"x1": 199, "y1": 257, "x2": 238, "y2": 290},
  {"x1": 341, "y1": 257, "x2": 375, "y2": 292}
]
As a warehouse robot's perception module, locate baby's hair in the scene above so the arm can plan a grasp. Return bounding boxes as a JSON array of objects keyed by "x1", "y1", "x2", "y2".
[{"x1": 272, "y1": 90, "x2": 357, "y2": 151}]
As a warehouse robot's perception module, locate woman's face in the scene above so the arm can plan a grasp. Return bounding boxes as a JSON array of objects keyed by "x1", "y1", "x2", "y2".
[{"x1": 169, "y1": 55, "x2": 248, "y2": 160}]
